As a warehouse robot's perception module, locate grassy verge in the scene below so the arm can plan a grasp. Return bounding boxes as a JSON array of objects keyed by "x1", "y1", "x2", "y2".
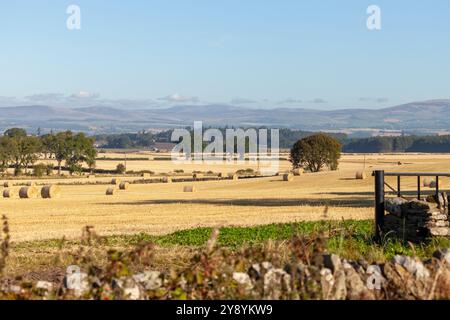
[
  {"x1": 12, "y1": 220, "x2": 450, "y2": 263},
  {"x1": 4, "y1": 219, "x2": 450, "y2": 299},
  {"x1": 104, "y1": 220, "x2": 450, "y2": 261}
]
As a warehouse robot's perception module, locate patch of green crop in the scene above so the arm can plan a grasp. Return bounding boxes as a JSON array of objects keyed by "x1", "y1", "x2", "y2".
[{"x1": 13, "y1": 220, "x2": 450, "y2": 262}]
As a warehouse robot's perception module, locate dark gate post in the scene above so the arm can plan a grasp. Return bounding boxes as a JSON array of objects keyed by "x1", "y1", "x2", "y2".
[
  {"x1": 435, "y1": 176, "x2": 439, "y2": 197},
  {"x1": 374, "y1": 170, "x2": 385, "y2": 242}
]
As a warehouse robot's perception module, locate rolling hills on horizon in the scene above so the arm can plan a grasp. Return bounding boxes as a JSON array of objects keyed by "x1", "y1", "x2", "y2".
[{"x1": 0, "y1": 99, "x2": 449, "y2": 135}]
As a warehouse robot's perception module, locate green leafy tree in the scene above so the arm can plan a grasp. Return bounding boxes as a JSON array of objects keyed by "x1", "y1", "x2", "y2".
[
  {"x1": 116, "y1": 163, "x2": 126, "y2": 174},
  {"x1": 46, "y1": 164, "x2": 54, "y2": 176},
  {"x1": 64, "y1": 133, "x2": 97, "y2": 175},
  {"x1": 14, "y1": 167, "x2": 23, "y2": 176},
  {"x1": 33, "y1": 163, "x2": 47, "y2": 177},
  {"x1": 0, "y1": 137, "x2": 15, "y2": 173},
  {"x1": 290, "y1": 133, "x2": 341, "y2": 172},
  {"x1": 68, "y1": 163, "x2": 83, "y2": 175},
  {"x1": 51, "y1": 131, "x2": 74, "y2": 175},
  {"x1": 3, "y1": 129, "x2": 42, "y2": 175},
  {"x1": 4, "y1": 128, "x2": 27, "y2": 138},
  {"x1": 40, "y1": 133, "x2": 58, "y2": 159}
]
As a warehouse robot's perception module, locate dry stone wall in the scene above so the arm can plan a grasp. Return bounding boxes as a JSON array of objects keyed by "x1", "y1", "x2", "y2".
[{"x1": 384, "y1": 193, "x2": 450, "y2": 242}]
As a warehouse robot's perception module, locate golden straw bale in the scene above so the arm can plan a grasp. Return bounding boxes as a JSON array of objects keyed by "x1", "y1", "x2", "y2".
[
  {"x1": 162, "y1": 177, "x2": 173, "y2": 183},
  {"x1": 19, "y1": 186, "x2": 38, "y2": 199},
  {"x1": 423, "y1": 178, "x2": 432, "y2": 187},
  {"x1": 192, "y1": 173, "x2": 203, "y2": 180},
  {"x1": 111, "y1": 178, "x2": 121, "y2": 185},
  {"x1": 228, "y1": 173, "x2": 238, "y2": 180},
  {"x1": 41, "y1": 185, "x2": 61, "y2": 199},
  {"x1": 355, "y1": 171, "x2": 367, "y2": 180},
  {"x1": 183, "y1": 186, "x2": 196, "y2": 193},
  {"x1": 119, "y1": 182, "x2": 130, "y2": 190},
  {"x1": 3, "y1": 188, "x2": 18, "y2": 198},
  {"x1": 106, "y1": 187, "x2": 117, "y2": 195}
]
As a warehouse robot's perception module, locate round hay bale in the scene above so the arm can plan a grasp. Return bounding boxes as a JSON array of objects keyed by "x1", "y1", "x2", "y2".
[
  {"x1": 41, "y1": 185, "x2": 61, "y2": 199},
  {"x1": 423, "y1": 178, "x2": 432, "y2": 187},
  {"x1": 3, "y1": 181, "x2": 11, "y2": 188},
  {"x1": 429, "y1": 180, "x2": 437, "y2": 188},
  {"x1": 162, "y1": 177, "x2": 172, "y2": 183},
  {"x1": 355, "y1": 171, "x2": 367, "y2": 180},
  {"x1": 106, "y1": 187, "x2": 117, "y2": 195},
  {"x1": 119, "y1": 182, "x2": 130, "y2": 190},
  {"x1": 192, "y1": 173, "x2": 203, "y2": 180},
  {"x1": 228, "y1": 173, "x2": 238, "y2": 180},
  {"x1": 26, "y1": 181, "x2": 36, "y2": 187},
  {"x1": 87, "y1": 174, "x2": 96, "y2": 179},
  {"x1": 183, "y1": 186, "x2": 196, "y2": 193},
  {"x1": 111, "y1": 178, "x2": 121, "y2": 185},
  {"x1": 292, "y1": 168, "x2": 304, "y2": 176},
  {"x1": 283, "y1": 173, "x2": 294, "y2": 182},
  {"x1": 3, "y1": 188, "x2": 18, "y2": 198},
  {"x1": 19, "y1": 186, "x2": 38, "y2": 199}
]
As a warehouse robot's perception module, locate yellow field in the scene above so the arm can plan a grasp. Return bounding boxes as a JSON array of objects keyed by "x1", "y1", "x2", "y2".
[{"x1": 2, "y1": 153, "x2": 450, "y2": 243}]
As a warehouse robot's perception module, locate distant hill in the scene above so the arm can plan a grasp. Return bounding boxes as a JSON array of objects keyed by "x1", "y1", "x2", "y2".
[{"x1": 0, "y1": 99, "x2": 449, "y2": 134}]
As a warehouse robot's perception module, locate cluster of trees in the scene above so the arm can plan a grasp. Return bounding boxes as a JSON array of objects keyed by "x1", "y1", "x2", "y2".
[
  {"x1": 0, "y1": 128, "x2": 97, "y2": 176},
  {"x1": 94, "y1": 128, "x2": 348, "y2": 149},
  {"x1": 96, "y1": 128, "x2": 450, "y2": 154},
  {"x1": 279, "y1": 129, "x2": 346, "y2": 149},
  {"x1": 94, "y1": 131, "x2": 173, "y2": 149},
  {"x1": 95, "y1": 132, "x2": 156, "y2": 149},
  {"x1": 343, "y1": 135, "x2": 450, "y2": 153}
]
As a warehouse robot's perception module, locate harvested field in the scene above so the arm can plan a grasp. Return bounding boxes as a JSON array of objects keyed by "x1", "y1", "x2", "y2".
[{"x1": 2, "y1": 153, "x2": 450, "y2": 243}]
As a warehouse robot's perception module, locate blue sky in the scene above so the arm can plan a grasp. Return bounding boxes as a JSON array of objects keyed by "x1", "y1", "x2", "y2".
[{"x1": 0, "y1": 0, "x2": 449, "y2": 109}]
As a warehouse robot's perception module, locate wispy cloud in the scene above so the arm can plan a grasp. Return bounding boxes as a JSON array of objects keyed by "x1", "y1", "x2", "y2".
[
  {"x1": 23, "y1": 91, "x2": 101, "y2": 106},
  {"x1": 25, "y1": 93, "x2": 65, "y2": 103},
  {"x1": 158, "y1": 93, "x2": 199, "y2": 103},
  {"x1": 0, "y1": 92, "x2": 159, "y2": 109},
  {"x1": 277, "y1": 98, "x2": 303, "y2": 105},
  {"x1": 230, "y1": 97, "x2": 257, "y2": 105},
  {"x1": 359, "y1": 97, "x2": 389, "y2": 103},
  {"x1": 70, "y1": 91, "x2": 100, "y2": 100},
  {"x1": 0, "y1": 96, "x2": 21, "y2": 106},
  {"x1": 308, "y1": 98, "x2": 327, "y2": 104}
]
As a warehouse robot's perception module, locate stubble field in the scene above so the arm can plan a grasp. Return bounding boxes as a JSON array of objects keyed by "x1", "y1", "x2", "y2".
[{"x1": 2, "y1": 152, "x2": 450, "y2": 243}]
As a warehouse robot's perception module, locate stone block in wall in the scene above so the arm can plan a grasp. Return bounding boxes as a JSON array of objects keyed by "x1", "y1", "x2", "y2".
[
  {"x1": 383, "y1": 194, "x2": 450, "y2": 242},
  {"x1": 430, "y1": 227, "x2": 450, "y2": 237}
]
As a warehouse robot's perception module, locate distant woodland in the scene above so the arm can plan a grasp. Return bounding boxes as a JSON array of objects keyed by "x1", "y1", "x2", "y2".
[{"x1": 93, "y1": 128, "x2": 450, "y2": 153}]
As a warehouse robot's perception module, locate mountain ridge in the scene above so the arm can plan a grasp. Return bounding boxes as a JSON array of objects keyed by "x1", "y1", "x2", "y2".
[{"x1": 0, "y1": 99, "x2": 449, "y2": 134}]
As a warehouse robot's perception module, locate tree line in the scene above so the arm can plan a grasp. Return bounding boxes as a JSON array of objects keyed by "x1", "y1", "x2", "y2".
[
  {"x1": 94, "y1": 128, "x2": 450, "y2": 153},
  {"x1": 3, "y1": 127, "x2": 450, "y2": 178},
  {"x1": 94, "y1": 128, "x2": 348, "y2": 149},
  {"x1": 342, "y1": 135, "x2": 450, "y2": 153},
  {"x1": 94, "y1": 130, "x2": 175, "y2": 149},
  {"x1": 0, "y1": 128, "x2": 97, "y2": 176}
]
